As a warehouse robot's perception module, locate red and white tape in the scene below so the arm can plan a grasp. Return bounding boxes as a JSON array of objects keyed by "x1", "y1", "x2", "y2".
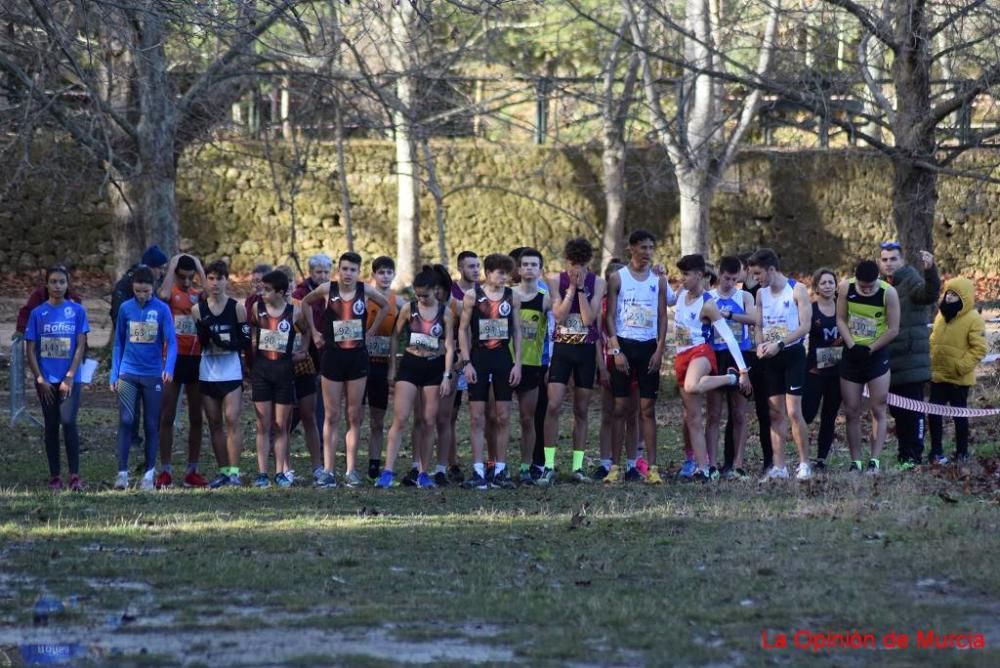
[{"x1": 863, "y1": 386, "x2": 1000, "y2": 418}]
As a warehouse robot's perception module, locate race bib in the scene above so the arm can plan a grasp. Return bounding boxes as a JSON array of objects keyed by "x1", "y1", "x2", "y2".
[
  {"x1": 849, "y1": 314, "x2": 878, "y2": 340},
  {"x1": 258, "y1": 328, "x2": 291, "y2": 353},
  {"x1": 128, "y1": 321, "x2": 157, "y2": 344},
  {"x1": 714, "y1": 319, "x2": 744, "y2": 345},
  {"x1": 367, "y1": 335, "x2": 391, "y2": 357},
  {"x1": 40, "y1": 336, "x2": 72, "y2": 359},
  {"x1": 623, "y1": 304, "x2": 654, "y2": 329},
  {"x1": 674, "y1": 324, "x2": 693, "y2": 347},
  {"x1": 762, "y1": 323, "x2": 789, "y2": 345},
  {"x1": 204, "y1": 331, "x2": 230, "y2": 355},
  {"x1": 815, "y1": 346, "x2": 843, "y2": 369},
  {"x1": 174, "y1": 314, "x2": 197, "y2": 336},
  {"x1": 409, "y1": 332, "x2": 440, "y2": 351},
  {"x1": 521, "y1": 321, "x2": 539, "y2": 342},
  {"x1": 479, "y1": 318, "x2": 508, "y2": 341},
  {"x1": 333, "y1": 319, "x2": 363, "y2": 343}
]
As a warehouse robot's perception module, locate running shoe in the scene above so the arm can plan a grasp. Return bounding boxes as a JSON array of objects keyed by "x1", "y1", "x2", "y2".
[
  {"x1": 433, "y1": 471, "x2": 449, "y2": 487},
  {"x1": 315, "y1": 471, "x2": 337, "y2": 488},
  {"x1": 849, "y1": 460, "x2": 864, "y2": 473},
  {"x1": 284, "y1": 470, "x2": 296, "y2": 485},
  {"x1": 734, "y1": 468, "x2": 749, "y2": 480},
  {"x1": 591, "y1": 465, "x2": 609, "y2": 482},
  {"x1": 708, "y1": 466, "x2": 721, "y2": 481},
  {"x1": 208, "y1": 473, "x2": 229, "y2": 489},
  {"x1": 486, "y1": 463, "x2": 496, "y2": 484},
  {"x1": 760, "y1": 466, "x2": 789, "y2": 481},
  {"x1": 68, "y1": 475, "x2": 83, "y2": 492},
  {"x1": 462, "y1": 471, "x2": 489, "y2": 490},
  {"x1": 447, "y1": 465, "x2": 465, "y2": 484},
  {"x1": 114, "y1": 471, "x2": 129, "y2": 490},
  {"x1": 866, "y1": 458, "x2": 880, "y2": 475},
  {"x1": 228, "y1": 473, "x2": 242, "y2": 487},
  {"x1": 519, "y1": 468, "x2": 535, "y2": 486},
  {"x1": 401, "y1": 468, "x2": 419, "y2": 487},
  {"x1": 184, "y1": 471, "x2": 209, "y2": 488},
  {"x1": 274, "y1": 473, "x2": 292, "y2": 488},
  {"x1": 254, "y1": 473, "x2": 271, "y2": 488},
  {"x1": 679, "y1": 459, "x2": 697, "y2": 478},
  {"x1": 139, "y1": 471, "x2": 156, "y2": 491},
  {"x1": 693, "y1": 468, "x2": 712, "y2": 483},
  {"x1": 932, "y1": 455, "x2": 949, "y2": 465},
  {"x1": 635, "y1": 456, "x2": 649, "y2": 476},
  {"x1": 344, "y1": 470, "x2": 365, "y2": 488},
  {"x1": 812, "y1": 459, "x2": 827, "y2": 473},
  {"x1": 416, "y1": 472, "x2": 437, "y2": 489},
  {"x1": 623, "y1": 467, "x2": 642, "y2": 483},
  {"x1": 795, "y1": 462, "x2": 813, "y2": 481},
  {"x1": 48, "y1": 476, "x2": 63, "y2": 491},
  {"x1": 955, "y1": 453, "x2": 970, "y2": 464},
  {"x1": 603, "y1": 465, "x2": 622, "y2": 484},
  {"x1": 368, "y1": 464, "x2": 380, "y2": 482},
  {"x1": 375, "y1": 471, "x2": 398, "y2": 489},
  {"x1": 721, "y1": 467, "x2": 737, "y2": 481},
  {"x1": 535, "y1": 467, "x2": 555, "y2": 487},
  {"x1": 155, "y1": 471, "x2": 172, "y2": 489},
  {"x1": 492, "y1": 468, "x2": 515, "y2": 489},
  {"x1": 645, "y1": 466, "x2": 664, "y2": 485},
  {"x1": 571, "y1": 469, "x2": 592, "y2": 484},
  {"x1": 313, "y1": 466, "x2": 325, "y2": 483}
]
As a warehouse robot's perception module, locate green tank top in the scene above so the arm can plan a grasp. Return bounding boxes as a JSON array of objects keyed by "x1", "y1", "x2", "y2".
[
  {"x1": 846, "y1": 278, "x2": 889, "y2": 346},
  {"x1": 514, "y1": 291, "x2": 545, "y2": 367}
]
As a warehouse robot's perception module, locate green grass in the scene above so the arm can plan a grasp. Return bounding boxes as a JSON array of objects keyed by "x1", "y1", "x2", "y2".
[{"x1": 1, "y1": 371, "x2": 999, "y2": 666}]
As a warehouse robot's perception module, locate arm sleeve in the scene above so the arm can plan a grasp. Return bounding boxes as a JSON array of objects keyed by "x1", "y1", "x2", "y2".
[{"x1": 712, "y1": 319, "x2": 748, "y2": 371}]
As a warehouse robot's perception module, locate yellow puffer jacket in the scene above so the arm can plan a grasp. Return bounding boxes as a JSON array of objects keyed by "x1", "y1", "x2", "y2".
[{"x1": 930, "y1": 277, "x2": 987, "y2": 386}]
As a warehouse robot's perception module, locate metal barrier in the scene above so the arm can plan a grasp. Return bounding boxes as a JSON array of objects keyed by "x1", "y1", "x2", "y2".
[{"x1": 9, "y1": 339, "x2": 41, "y2": 427}]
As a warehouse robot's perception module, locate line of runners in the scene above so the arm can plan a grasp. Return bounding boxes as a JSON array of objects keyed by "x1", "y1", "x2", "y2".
[{"x1": 23, "y1": 231, "x2": 980, "y2": 491}]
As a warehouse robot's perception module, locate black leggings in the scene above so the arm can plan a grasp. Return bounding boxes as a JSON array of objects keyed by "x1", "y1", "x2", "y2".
[
  {"x1": 727, "y1": 351, "x2": 773, "y2": 469},
  {"x1": 803, "y1": 372, "x2": 841, "y2": 461},
  {"x1": 532, "y1": 366, "x2": 548, "y2": 467},
  {"x1": 928, "y1": 382, "x2": 970, "y2": 458},
  {"x1": 39, "y1": 383, "x2": 82, "y2": 477}
]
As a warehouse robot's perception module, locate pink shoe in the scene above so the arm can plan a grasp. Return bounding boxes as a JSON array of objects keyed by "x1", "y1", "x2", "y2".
[
  {"x1": 48, "y1": 476, "x2": 63, "y2": 491},
  {"x1": 636, "y1": 457, "x2": 649, "y2": 476},
  {"x1": 69, "y1": 475, "x2": 84, "y2": 492}
]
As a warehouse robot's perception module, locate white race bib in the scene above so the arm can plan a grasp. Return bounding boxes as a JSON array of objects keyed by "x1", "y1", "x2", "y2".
[
  {"x1": 128, "y1": 321, "x2": 157, "y2": 344},
  {"x1": 674, "y1": 324, "x2": 693, "y2": 347},
  {"x1": 714, "y1": 319, "x2": 743, "y2": 345},
  {"x1": 333, "y1": 319, "x2": 363, "y2": 343},
  {"x1": 174, "y1": 314, "x2": 197, "y2": 336},
  {"x1": 409, "y1": 332, "x2": 440, "y2": 351},
  {"x1": 848, "y1": 314, "x2": 878, "y2": 340},
  {"x1": 367, "y1": 335, "x2": 391, "y2": 357},
  {"x1": 258, "y1": 328, "x2": 291, "y2": 353},
  {"x1": 40, "y1": 336, "x2": 72, "y2": 359},
  {"x1": 762, "y1": 323, "x2": 789, "y2": 345},
  {"x1": 815, "y1": 346, "x2": 843, "y2": 369},
  {"x1": 478, "y1": 318, "x2": 508, "y2": 341},
  {"x1": 623, "y1": 304, "x2": 654, "y2": 329}
]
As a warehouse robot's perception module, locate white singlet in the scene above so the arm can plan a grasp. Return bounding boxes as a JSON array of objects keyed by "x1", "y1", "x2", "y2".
[{"x1": 614, "y1": 266, "x2": 659, "y2": 342}]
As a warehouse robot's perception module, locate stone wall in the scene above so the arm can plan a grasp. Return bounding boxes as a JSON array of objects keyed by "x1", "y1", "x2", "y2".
[{"x1": 2, "y1": 139, "x2": 998, "y2": 275}]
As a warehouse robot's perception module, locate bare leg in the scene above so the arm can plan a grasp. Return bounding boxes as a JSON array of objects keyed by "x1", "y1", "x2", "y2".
[
  {"x1": 544, "y1": 383, "x2": 569, "y2": 456},
  {"x1": 785, "y1": 394, "x2": 809, "y2": 464},
  {"x1": 840, "y1": 378, "x2": 864, "y2": 461},
  {"x1": 158, "y1": 381, "x2": 182, "y2": 466},
  {"x1": 296, "y1": 392, "x2": 322, "y2": 470},
  {"x1": 255, "y1": 401, "x2": 274, "y2": 474},
  {"x1": 223, "y1": 388, "x2": 243, "y2": 471},
  {"x1": 469, "y1": 401, "x2": 487, "y2": 463},
  {"x1": 493, "y1": 401, "x2": 512, "y2": 463},
  {"x1": 572, "y1": 388, "x2": 591, "y2": 453},
  {"x1": 184, "y1": 383, "x2": 203, "y2": 467},
  {"x1": 729, "y1": 391, "x2": 749, "y2": 469},
  {"x1": 273, "y1": 404, "x2": 292, "y2": 475},
  {"x1": 369, "y1": 406, "x2": 387, "y2": 464},
  {"x1": 344, "y1": 377, "x2": 367, "y2": 475},
  {"x1": 418, "y1": 386, "x2": 440, "y2": 473},
  {"x1": 768, "y1": 395, "x2": 789, "y2": 469},
  {"x1": 868, "y1": 373, "x2": 891, "y2": 459},
  {"x1": 517, "y1": 387, "x2": 538, "y2": 465},
  {"x1": 384, "y1": 382, "x2": 418, "y2": 472},
  {"x1": 321, "y1": 378, "x2": 345, "y2": 473},
  {"x1": 202, "y1": 395, "x2": 227, "y2": 467},
  {"x1": 639, "y1": 398, "x2": 657, "y2": 466}
]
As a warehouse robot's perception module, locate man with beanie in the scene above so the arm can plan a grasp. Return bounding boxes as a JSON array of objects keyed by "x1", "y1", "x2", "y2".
[{"x1": 878, "y1": 241, "x2": 940, "y2": 468}]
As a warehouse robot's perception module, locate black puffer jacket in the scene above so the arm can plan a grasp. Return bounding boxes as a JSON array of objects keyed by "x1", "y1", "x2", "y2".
[{"x1": 884, "y1": 263, "x2": 941, "y2": 386}]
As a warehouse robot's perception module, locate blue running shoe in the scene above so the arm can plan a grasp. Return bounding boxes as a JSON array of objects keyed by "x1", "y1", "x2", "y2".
[
  {"x1": 375, "y1": 470, "x2": 398, "y2": 489},
  {"x1": 416, "y1": 472, "x2": 436, "y2": 489},
  {"x1": 254, "y1": 473, "x2": 271, "y2": 488},
  {"x1": 274, "y1": 473, "x2": 292, "y2": 488},
  {"x1": 679, "y1": 459, "x2": 697, "y2": 478},
  {"x1": 315, "y1": 471, "x2": 337, "y2": 488},
  {"x1": 208, "y1": 474, "x2": 229, "y2": 489}
]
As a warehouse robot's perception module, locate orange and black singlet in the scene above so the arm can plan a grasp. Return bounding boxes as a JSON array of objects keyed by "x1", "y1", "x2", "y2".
[
  {"x1": 253, "y1": 301, "x2": 296, "y2": 362},
  {"x1": 406, "y1": 301, "x2": 447, "y2": 357},
  {"x1": 324, "y1": 281, "x2": 367, "y2": 350},
  {"x1": 471, "y1": 285, "x2": 514, "y2": 351}
]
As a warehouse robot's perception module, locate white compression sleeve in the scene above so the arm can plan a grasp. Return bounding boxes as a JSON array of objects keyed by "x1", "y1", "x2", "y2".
[{"x1": 712, "y1": 319, "x2": 748, "y2": 372}]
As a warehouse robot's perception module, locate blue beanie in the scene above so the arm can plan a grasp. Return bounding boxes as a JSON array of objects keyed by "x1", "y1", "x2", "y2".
[{"x1": 141, "y1": 244, "x2": 168, "y2": 267}]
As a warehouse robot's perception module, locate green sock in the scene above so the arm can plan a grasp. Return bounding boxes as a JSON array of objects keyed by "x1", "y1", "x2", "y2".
[
  {"x1": 544, "y1": 447, "x2": 556, "y2": 469},
  {"x1": 520, "y1": 463, "x2": 530, "y2": 474},
  {"x1": 572, "y1": 450, "x2": 585, "y2": 472}
]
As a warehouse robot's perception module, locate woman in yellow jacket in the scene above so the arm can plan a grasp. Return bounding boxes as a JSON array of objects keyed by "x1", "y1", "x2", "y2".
[{"x1": 928, "y1": 277, "x2": 987, "y2": 464}]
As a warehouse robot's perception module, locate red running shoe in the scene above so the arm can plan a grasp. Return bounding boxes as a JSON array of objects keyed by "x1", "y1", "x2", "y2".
[
  {"x1": 184, "y1": 470, "x2": 209, "y2": 488},
  {"x1": 155, "y1": 470, "x2": 172, "y2": 489}
]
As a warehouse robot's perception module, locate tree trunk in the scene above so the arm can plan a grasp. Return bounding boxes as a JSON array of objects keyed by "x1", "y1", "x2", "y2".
[
  {"x1": 600, "y1": 118, "x2": 627, "y2": 267},
  {"x1": 677, "y1": 170, "x2": 711, "y2": 256},
  {"x1": 391, "y1": 1, "x2": 420, "y2": 285},
  {"x1": 109, "y1": 176, "x2": 146, "y2": 277},
  {"x1": 420, "y1": 138, "x2": 448, "y2": 266},
  {"x1": 334, "y1": 93, "x2": 354, "y2": 252}
]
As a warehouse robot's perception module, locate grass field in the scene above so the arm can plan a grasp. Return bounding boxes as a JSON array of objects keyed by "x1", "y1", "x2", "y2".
[{"x1": 1, "y1": 364, "x2": 999, "y2": 666}]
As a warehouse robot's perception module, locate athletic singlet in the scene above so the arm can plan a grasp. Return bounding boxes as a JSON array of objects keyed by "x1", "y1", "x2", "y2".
[
  {"x1": 471, "y1": 285, "x2": 514, "y2": 351},
  {"x1": 406, "y1": 301, "x2": 447, "y2": 358},
  {"x1": 673, "y1": 289, "x2": 713, "y2": 353},
  {"x1": 709, "y1": 289, "x2": 752, "y2": 352},
  {"x1": 451, "y1": 281, "x2": 475, "y2": 302},
  {"x1": 325, "y1": 281, "x2": 367, "y2": 350},
  {"x1": 366, "y1": 290, "x2": 399, "y2": 360},
  {"x1": 515, "y1": 290, "x2": 545, "y2": 366},
  {"x1": 253, "y1": 301, "x2": 296, "y2": 362},
  {"x1": 614, "y1": 266, "x2": 659, "y2": 342},
  {"x1": 846, "y1": 279, "x2": 889, "y2": 346},
  {"x1": 554, "y1": 272, "x2": 599, "y2": 345},
  {"x1": 198, "y1": 298, "x2": 243, "y2": 382},
  {"x1": 807, "y1": 301, "x2": 841, "y2": 372},
  {"x1": 758, "y1": 279, "x2": 803, "y2": 347},
  {"x1": 169, "y1": 284, "x2": 201, "y2": 356}
]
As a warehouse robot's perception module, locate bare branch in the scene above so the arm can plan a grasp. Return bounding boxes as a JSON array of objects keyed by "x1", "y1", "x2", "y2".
[
  {"x1": 821, "y1": 0, "x2": 897, "y2": 51},
  {"x1": 929, "y1": 0, "x2": 987, "y2": 39}
]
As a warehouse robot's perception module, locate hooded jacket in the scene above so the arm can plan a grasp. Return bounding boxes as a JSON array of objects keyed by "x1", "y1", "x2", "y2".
[
  {"x1": 884, "y1": 263, "x2": 940, "y2": 385},
  {"x1": 930, "y1": 277, "x2": 986, "y2": 386}
]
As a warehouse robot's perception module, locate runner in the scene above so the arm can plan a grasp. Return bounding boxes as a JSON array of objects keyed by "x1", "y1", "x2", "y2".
[
  {"x1": 377, "y1": 267, "x2": 455, "y2": 489},
  {"x1": 249, "y1": 270, "x2": 300, "y2": 488},
  {"x1": 292, "y1": 254, "x2": 334, "y2": 441},
  {"x1": 110, "y1": 245, "x2": 169, "y2": 329},
  {"x1": 244, "y1": 263, "x2": 273, "y2": 315},
  {"x1": 156, "y1": 253, "x2": 208, "y2": 488},
  {"x1": 365, "y1": 256, "x2": 403, "y2": 481},
  {"x1": 193, "y1": 261, "x2": 249, "y2": 488},
  {"x1": 605, "y1": 230, "x2": 668, "y2": 484},
  {"x1": 837, "y1": 260, "x2": 900, "y2": 473},
  {"x1": 110, "y1": 266, "x2": 177, "y2": 490},
  {"x1": 540, "y1": 238, "x2": 605, "y2": 485},
  {"x1": 672, "y1": 255, "x2": 751, "y2": 482},
  {"x1": 802, "y1": 268, "x2": 842, "y2": 471},
  {"x1": 24, "y1": 266, "x2": 90, "y2": 491},
  {"x1": 302, "y1": 252, "x2": 389, "y2": 488},
  {"x1": 459, "y1": 253, "x2": 522, "y2": 489},
  {"x1": 748, "y1": 248, "x2": 813, "y2": 481},
  {"x1": 737, "y1": 252, "x2": 775, "y2": 474},
  {"x1": 511, "y1": 248, "x2": 552, "y2": 485},
  {"x1": 283, "y1": 267, "x2": 323, "y2": 483},
  {"x1": 447, "y1": 250, "x2": 480, "y2": 482},
  {"x1": 430, "y1": 264, "x2": 462, "y2": 486},
  {"x1": 704, "y1": 255, "x2": 757, "y2": 480}
]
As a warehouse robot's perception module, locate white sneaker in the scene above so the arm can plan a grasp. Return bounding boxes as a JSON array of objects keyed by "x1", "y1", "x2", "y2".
[
  {"x1": 796, "y1": 462, "x2": 813, "y2": 480},
  {"x1": 285, "y1": 469, "x2": 296, "y2": 484},
  {"x1": 760, "y1": 466, "x2": 789, "y2": 482},
  {"x1": 139, "y1": 470, "x2": 156, "y2": 491},
  {"x1": 114, "y1": 471, "x2": 129, "y2": 490}
]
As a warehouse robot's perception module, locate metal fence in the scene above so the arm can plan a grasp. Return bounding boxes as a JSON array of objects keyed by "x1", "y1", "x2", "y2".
[{"x1": 9, "y1": 339, "x2": 40, "y2": 427}]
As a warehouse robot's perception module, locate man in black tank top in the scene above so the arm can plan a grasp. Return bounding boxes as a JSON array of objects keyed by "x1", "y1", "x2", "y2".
[{"x1": 738, "y1": 252, "x2": 775, "y2": 475}]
